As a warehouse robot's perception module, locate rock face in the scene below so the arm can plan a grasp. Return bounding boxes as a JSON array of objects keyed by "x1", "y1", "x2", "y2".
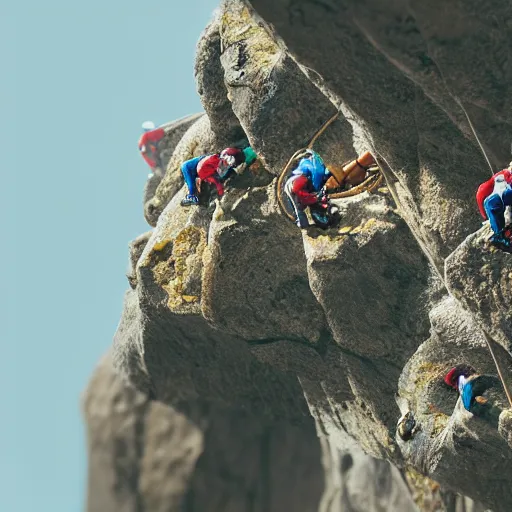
[{"x1": 84, "y1": 1, "x2": 512, "y2": 511}]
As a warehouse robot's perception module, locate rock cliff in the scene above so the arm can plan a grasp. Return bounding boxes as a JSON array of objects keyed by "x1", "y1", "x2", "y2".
[{"x1": 84, "y1": 1, "x2": 512, "y2": 510}]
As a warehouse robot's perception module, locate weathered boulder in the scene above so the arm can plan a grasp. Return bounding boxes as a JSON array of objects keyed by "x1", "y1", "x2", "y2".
[
  {"x1": 397, "y1": 296, "x2": 512, "y2": 511},
  {"x1": 248, "y1": 0, "x2": 492, "y2": 268},
  {"x1": 195, "y1": 15, "x2": 246, "y2": 146},
  {"x1": 304, "y1": 191, "x2": 430, "y2": 361},
  {"x1": 446, "y1": 227, "x2": 512, "y2": 355},
  {"x1": 126, "y1": 230, "x2": 152, "y2": 290},
  {"x1": 202, "y1": 183, "x2": 329, "y2": 342},
  {"x1": 85, "y1": 353, "x2": 422, "y2": 512}
]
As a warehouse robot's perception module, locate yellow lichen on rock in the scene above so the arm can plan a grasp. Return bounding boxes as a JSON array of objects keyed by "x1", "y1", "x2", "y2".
[
  {"x1": 431, "y1": 412, "x2": 449, "y2": 437},
  {"x1": 153, "y1": 240, "x2": 171, "y2": 252},
  {"x1": 165, "y1": 226, "x2": 207, "y2": 310},
  {"x1": 414, "y1": 362, "x2": 445, "y2": 390},
  {"x1": 143, "y1": 225, "x2": 207, "y2": 312}
]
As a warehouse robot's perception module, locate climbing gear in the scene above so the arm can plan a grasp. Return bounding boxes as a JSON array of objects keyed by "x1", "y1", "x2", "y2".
[
  {"x1": 180, "y1": 194, "x2": 199, "y2": 206},
  {"x1": 277, "y1": 112, "x2": 384, "y2": 223},
  {"x1": 489, "y1": 231, "x2": 512, "y2": 248},
  {"x1": 142, "y1": 120, "x2": 156, "y2": 132},
  {"x1": 453, "y1": 96, "x2": 495, "y2": 177}
]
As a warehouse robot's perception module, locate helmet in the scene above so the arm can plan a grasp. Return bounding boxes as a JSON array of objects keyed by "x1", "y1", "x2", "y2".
[
  {"x1": 142, "y1": 121, "x2": 156, "y2": 132},
  {"x1": 494, "y1": 174, "x2": 509, "y2": 196},
  {"x1": 444, "y1": 364, "x2": 476, "y2": 388},
  {"x1": 220, "y1": 147, "x2": 244, "y2": 167}
]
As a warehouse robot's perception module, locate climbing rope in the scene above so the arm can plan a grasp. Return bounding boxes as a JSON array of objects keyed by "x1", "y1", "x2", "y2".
[
  {"x1": 455, "y1": 96, "x2": 495, "y2": 177},
  {"x1": 277, "y1": 111, "x2": 383, "y2": 220},
  {"x1": 481, "y1": 329, "x2": 512, "y2": 409}
]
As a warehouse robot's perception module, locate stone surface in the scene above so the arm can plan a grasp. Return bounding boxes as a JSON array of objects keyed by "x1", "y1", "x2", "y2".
[
  {"x1": 249, "y1": 0, "x2": 493, "y2": 268},
  {"x1": 195, "y1": 15, "x2": 246, "y2": 146},
  {"x1": 202, "y1": 183, "x2": 329, "y2": 342},
  {"x1": 219, "y1": 0, "x2": 356, "y2": 175},
  {"x1": 84, "y1": 353, "x2": 420, "y2": 512},
  {"x1": 397, "y1": 296, "x2": 512, "y2": 511},
  {"x1": 85, "y1": 2, "x2": 512, "y2": 511},
  {"x1": 446, "y1": 227, "x2": 512, "y2": 355}
]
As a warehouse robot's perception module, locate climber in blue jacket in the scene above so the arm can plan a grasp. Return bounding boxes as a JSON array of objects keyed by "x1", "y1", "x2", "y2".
[
  {"x1": 444, "y1": 365, "x2": 499, "y2": 411},
  {"x1": 284, "y1": 149, "x2": 333, "y2": 228}
]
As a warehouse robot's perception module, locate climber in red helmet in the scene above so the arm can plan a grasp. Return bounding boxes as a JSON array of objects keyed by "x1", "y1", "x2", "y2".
[
  {"x1": 476, "y1": 162, "x2": 512, "y2": 248},
  {"x1": 444, "y1": 364, "x2": 499, "y2": 412},
  {"x1": 138, "y1": 121, "x2": 166, "y2": 172}
]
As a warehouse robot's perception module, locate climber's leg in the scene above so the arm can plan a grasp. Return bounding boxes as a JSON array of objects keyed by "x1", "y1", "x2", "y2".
[
  {"x1": 180, "y1": 157, "x2": 204, "y2": 206},
  {"x1": 285, "y1": 180, "x2": 308, "y2": 228},
  {"x1": 484, "y1": 193, "x2": 505, "y2": 234}
]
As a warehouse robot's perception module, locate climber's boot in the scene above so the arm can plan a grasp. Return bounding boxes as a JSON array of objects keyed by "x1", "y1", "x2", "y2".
[
  {"x1": 180, "y1": 194, "x2": 200, "y2": 207},
  {"x1": 296, "y1": 210, "x2": 309, "y2": 229},
  {"x1": 489, "y1": 231, "x2": 512, "y2": 250}
]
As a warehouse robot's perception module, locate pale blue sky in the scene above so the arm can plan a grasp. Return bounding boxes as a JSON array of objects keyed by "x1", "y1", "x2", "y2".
[{"x1": 1, "y1": 1, "x2": 218, "y2": 510}]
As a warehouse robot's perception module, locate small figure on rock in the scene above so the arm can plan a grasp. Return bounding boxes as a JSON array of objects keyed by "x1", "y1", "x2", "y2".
[
  {"x1": 476, "y1": 163, "x2": 512, "y2": 249},
  {"x1": 284, "y1": 149, "x2": 339, "y2": 229},
  {"x1": 444, "y1": 364, "x2": 499, "y2": 412},
  {"x1": 180, "y1": 147, "x2": 255, "y2": 207},
  {"x1": 138, "y1": 121, "x2": 167, "y2": 173},
  {"x1": 397, "y1": 411, "x2": 418, "y2": 441},
  {"x1": 395, "y1": 395, "x2": 419, "y2": 441}
]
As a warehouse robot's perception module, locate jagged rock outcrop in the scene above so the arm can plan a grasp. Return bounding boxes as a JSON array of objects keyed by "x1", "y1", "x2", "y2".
[
  {"x1": 249, "y1": 0, "x2": 493, "y2": 269},
  {"x1": 446, "y1": 227, "x2": 512, "y2": 355},
  {"x1": 85, "y1": 1, "x2": 512, "y2": 511},
  {"x1": 397, "y1": 296, "x2": 511, "y2": 511},
  {"x1": 218, "y1": 0, "x2": 356, "y2": 175}
]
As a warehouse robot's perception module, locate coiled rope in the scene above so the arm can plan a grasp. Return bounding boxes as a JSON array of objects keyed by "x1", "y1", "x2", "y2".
[{"x1": 277, "y1": 111, "x2": 383, "y2": 220}]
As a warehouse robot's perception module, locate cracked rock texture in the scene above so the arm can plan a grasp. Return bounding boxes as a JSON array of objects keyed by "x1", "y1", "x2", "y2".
[{"x1": 84, "y1": 1, "x2": 512, "y2": 510}]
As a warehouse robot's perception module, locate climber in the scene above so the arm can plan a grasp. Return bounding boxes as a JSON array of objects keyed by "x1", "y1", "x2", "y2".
[
  {"x1": 138, "y1": 121, "x2": 166, "y2": 171},
  {"x1": 476, "y1": 163, "x2": 512, "y2": 247},
  {"x1": 284, "y1": 149, "x2": 336, "y2": 228},
  {"x1": 180, "y1": 147, "x2": 253, "y2": 206},
  {"x1": 220, "y1": 146, "x2": 258, "y2": 169},
  {"x1": 444, "y1": 364, "x2": 499, "y2": 412}
]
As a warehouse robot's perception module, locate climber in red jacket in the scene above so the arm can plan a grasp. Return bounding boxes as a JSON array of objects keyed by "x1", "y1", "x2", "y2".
[
  {"x1": 180, "y1": 147, "x2": 256, "y2": 206},
  {"x1": 284, "y1": 150, "x2": 334, "y2": 228},
  {"x1": 138, "y1": 121, "x2": 166, "y2": 171},
  {"x1": 476, "y1": 163, "x2": 512, "y2": 247},
  {"x1": 180, "y1": 153, "x2": 226, "y2": 206}
]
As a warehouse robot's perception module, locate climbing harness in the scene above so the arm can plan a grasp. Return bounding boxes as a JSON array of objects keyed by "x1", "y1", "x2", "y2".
[{"x1": 277, "y1": 111, "x2": 383, "y2": 222}]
